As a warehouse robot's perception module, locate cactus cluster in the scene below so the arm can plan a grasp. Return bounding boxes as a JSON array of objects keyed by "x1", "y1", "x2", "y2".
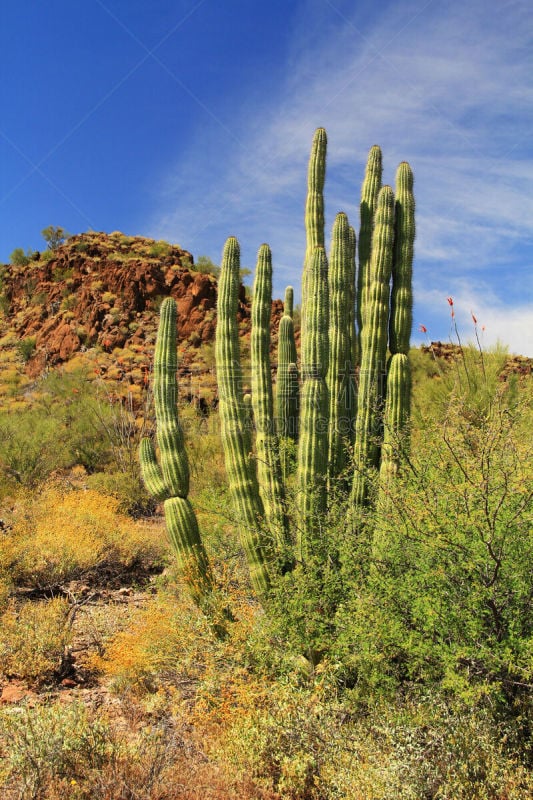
[{"x1": 140, "y1": 128, "x2": 415, "y2": 608}]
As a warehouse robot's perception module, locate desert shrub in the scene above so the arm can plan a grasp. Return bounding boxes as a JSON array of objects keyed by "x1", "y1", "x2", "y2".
[
  {"x1": 0, "y1": 597, "x2": 71, "y2": 684},
  {"x1": 92, "y1": 589, "x2": 215, "y2": 693},
  {"x1": 194, "y1": 255, "x2": 220, "y2": 277},
  {"x1": 52, "y1": 265, "x2": 74, "y2": 281},
  {"x1": 0, "y1": 409, "x2": 67, "y2": 493},
  {"x1": 16, "y1": 336, "x2": 36, "y2": 363},
  {"x1": 0, "y1": 701, "x2": 114, "y2": 798},
  {"x1": 333, "y1": 383, "x2": 533, "y2": 706},
  {"x1": 86, "y1": 470, "x2": 156, "y2": 518},
  {"x1": 148, "y1": 240, "x2": 172, "y2": 258},
  {"x1": 9, "y1": 248, "x2": 32, "y2": 267},
  {"x1": 1, "y1": 486, "x2": 167, "y2": 589}
]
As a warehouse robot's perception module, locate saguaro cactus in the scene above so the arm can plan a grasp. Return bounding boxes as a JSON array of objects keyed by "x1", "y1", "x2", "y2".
[{"x1": 139, "y1": 298, "x2": 213, "y2": 606}]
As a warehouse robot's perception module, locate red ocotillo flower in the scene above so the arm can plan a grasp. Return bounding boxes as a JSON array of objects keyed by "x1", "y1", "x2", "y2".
[
  {"x1": 471, "y1": 311, "x2": 477, "y2": 324},
  {"x1": 447, "y1": 297, "x2": 455, "y2": 318},
  {"x1": 419, "y1": 324, "x2": 427, "y2": 333}
]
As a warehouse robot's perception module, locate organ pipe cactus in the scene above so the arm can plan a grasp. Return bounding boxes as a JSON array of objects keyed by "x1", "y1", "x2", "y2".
[
  {"x1": 296, "y1": 246, "x2": 329, "y2": 561},
  {"x1": 250, "y1": 244, "x2": 289, "y2": 554},
  {"x1": 327, "y1": 212, "x2": 355, "y2": 487},
  {"x1": 390, "y1": 162, "x2": 416, "y2": 356},
  {"x1": 215, "y1": 237, "x2": 272, "y2": 597},
  {"x1": 142, "y1": 128, "x2": 414, "y2": 611},
  {"x1": 276, "y1": 286, "x2": 299, "y2": 446},
  {"x1": 301, "y1": 127, "x2": 327, "y2": 348},
  {"x1": 351, "y1": 186, "x2": 396, "y2": 509},
  {"x1": 139, "y1": 298, "x2": 213, "y2": 606}
]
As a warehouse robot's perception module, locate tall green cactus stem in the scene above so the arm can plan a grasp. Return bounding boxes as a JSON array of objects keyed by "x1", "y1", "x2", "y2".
[
  {"x1": 347, "y1": 223, "x2": 357, "y2": 393},
  {"x1": 357, "y1": 145, "x2": 382, "y2": 366},
  {"x1": 301, "y1": 128, "x2": 327, "y2": 348},
  {"x1": 297, "y1": 245, "x2": 329, "y2": 562},
  {"x1": 284, "y1": 285, "x2": 294, "y2": 318},
  {"x1": 327, "y1": 212, "x2": 353, "y2": 487},
  {"x1": 216, "y1": 237, "x2": 271, "y2": 596},
  {"x1": 251, "y1": 245, "x2": 289, "y2": 553},
  {"x1": 153, "y1": 298, "x2": 190, "y2": 498},
  {"x1": 374, "y1": 353, "x2": 411, "y2": 551},
  {"x1": 242, "y1": 392, "x2": 254, "y2": 459},
  {"x1": 139, "y1": 298, "x2": 213, "y2": 605},
  {"x1": 389, "y1": 162, "x2": 415, "y2": 355},
  {"x1": 378, "y1": 353, "x2": 411, "y2": 489},
  {"x1": 276, "y1": 286, "x2": 299, "y2": 442},
  {"x1": 352, "y1": 186, "x2": 396, "y2": 509}
]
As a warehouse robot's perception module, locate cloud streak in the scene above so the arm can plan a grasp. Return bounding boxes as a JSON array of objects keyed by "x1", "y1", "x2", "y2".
[{"x1": 148, "y1": 0, "x2": 533, "y2": 354}]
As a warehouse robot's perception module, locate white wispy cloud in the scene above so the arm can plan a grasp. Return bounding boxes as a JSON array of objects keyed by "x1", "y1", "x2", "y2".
[{"x1": 147, "y1": 0, "x2": 533, "y2": 355}]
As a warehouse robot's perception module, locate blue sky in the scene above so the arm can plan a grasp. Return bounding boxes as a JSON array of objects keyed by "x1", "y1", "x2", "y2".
[{"x1": 1, "y1": 0, "x2": 532, "y2": 355}]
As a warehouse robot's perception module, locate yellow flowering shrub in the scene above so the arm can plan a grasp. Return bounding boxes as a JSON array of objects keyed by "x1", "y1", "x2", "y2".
[{"x1": 2, "y1": 485, "x2": 167, "y2": 587}]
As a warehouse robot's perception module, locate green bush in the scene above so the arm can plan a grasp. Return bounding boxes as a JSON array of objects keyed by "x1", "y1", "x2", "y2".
[
  {"x1": 334, "y1": 382, "x2": 533, "y2": 705},
  {"x1": 9, "y1": 248, "x2": 34, "y2": 267}
]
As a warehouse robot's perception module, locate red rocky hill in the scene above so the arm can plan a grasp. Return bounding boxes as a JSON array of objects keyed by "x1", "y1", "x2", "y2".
[{"x1": 0, "y1": 232, "x2": 283, "y2": 406}]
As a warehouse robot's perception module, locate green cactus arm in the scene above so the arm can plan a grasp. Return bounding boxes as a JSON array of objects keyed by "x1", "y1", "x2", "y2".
[
  {"x1": 139, "y1": 437, "x2": 169, "y2": 501},
  {"x1": 242, "y1": 392, "x2": 254, "y2": 458},
  {"x1": 284, "y1": 285, "x2": 294, "y2": 318},
  {"x1": 153, "y1": 298, "x2": 190, "y2": 498},
  {"x1": 216, "y1": 236, "x2": 271, "y2": 597},
  {"x1": 352, "y1": 185, "x2": 395, "y2": 509},
  {"x1": 251, "y1": 244, "x2": 289, "y2": 552},
  {"x1": 276, "y1": 285, "x2": 299, "y2": 442},
  {"x1": 374, "y1": 353, "x2": 411, "y2": 552},
  {"x1": 140, "y1": 298, "x2": 214, "y2": 606},
  {"x1": 379, "y1": 353, "x2": 411, "y2": 483},
  {"x1": 297, "y1": 245, "x2": 329, "y2": 562},
  {"x1": 327, "y1": 212, "x2": 353, "y2": 486},
  {"x1": 357, "y1": 145, "x2": 382, "y2": 365},
  {"x1": 389, "y1": 162, "x2": 415, "y2": 355},
  {"x1": 301, "y1": 128, "x2": 327, "y2": 348},
  {"x1": 164, "y1": 497, "x2": 215, "y2": 607}
]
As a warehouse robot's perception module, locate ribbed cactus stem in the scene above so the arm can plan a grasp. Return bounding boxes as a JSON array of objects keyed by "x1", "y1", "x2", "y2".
[
  {"x1": 297, "y1": 245, "x2": 329, "y2": 561},
  {"x1": 352, "y1": 186, "x2": 395, "y2": 509},
  {"x1": 284, "y1": 285, "x2": 294, "y2": 318},
  {"x1": 164, "y1": 497, "x2": 214, "y2": 606},
  {"x1": 379, "y1": 353, "x2": 411, "y2": 486},
  {"x1": 347, "y1": 224, "x2": 358, "y2": 394},
  {"x1": 327, "y1": 212, "x2": 353, "y2": 487},
  {"x1": 139, "y1": 438, "x2": 168, "y2": 502},
  {"x1": 153, "y1": 298, "x2": 189, "y2": 498},
  {"x1": 389, "y1": 162, "x2": 415, "y2": 355},
  {"x1": 139, "y1": 298, "x2": 213, "y2": 605},
  {"x1": 357, "y1": 145, "x2": 382, "y2": 365},
  {"x1": 301, "y1": 128, "x2": 327, "y2": 347},
  {"x1": 216, "y1": 237, "x2": 271, "y2": 596},
  {"x1": 242, "y1": 393, "x2": 254, "y2": 458},
  {"x1": 375, "y1": 353, "x2": 411, "y2": 550},
  {"x1": 276, "y1": 285, "x2": 299, "y2": 443},
  {"x1": 251, "y1": 244, "x2": 289, "y2": 553}
]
